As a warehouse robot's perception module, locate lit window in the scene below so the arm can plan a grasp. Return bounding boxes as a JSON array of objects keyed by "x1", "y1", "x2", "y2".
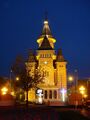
[
  {"x1": 44, "y1": 90, "x2": 47, "y2": 99},
  {"x1": 54, "y1": 90, "x2": 57, "y2": 99},
  {"x1": 49, "y1": 90, "x2": 52, "y2": 99}
]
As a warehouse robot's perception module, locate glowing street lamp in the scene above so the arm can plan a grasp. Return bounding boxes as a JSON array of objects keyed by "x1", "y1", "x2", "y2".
[
  {"x1": 1, "y1": 87, "x2": 8, "y2": 95},
  {"x1": 68, "y1": 76, "x2": 73, "y2": 82},
  {"x1": 83, "y1": 94, "x2": 88, "y2": 99},
  {"x1": 79, "y1": 86, "x2": 85, "y2": 96},
  {"x1": 68, "y1": 70, "x2": 78, "y2": 109},
  {"x1": 16, "y1": 77, "x2": 19, "y2": 81}
]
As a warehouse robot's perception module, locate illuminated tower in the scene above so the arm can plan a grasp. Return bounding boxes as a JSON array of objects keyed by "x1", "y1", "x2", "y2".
[
  {"x1": 37, "y1": 35, "x2": 55, "y2": 86},
  {"x1": 26, "y1": 49, "x2": 36, "y2": 75},
  {"x1": 26, "y1": 17, "x2": 67, "y2": 104},
  {"x1": 36, "y1": 18, "x2": 56, "y2": 86},
  {"x1": 56, "y1": 49, "x2": 67, "y2": 89}
]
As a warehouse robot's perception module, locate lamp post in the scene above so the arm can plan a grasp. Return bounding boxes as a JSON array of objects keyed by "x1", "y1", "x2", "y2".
[
  {"x1": 74, "y1": 69, "x2": 78, "y2": 109},
  {"x1": 68, "y1": 76, "x2": 73, "y2": 90},
  {"x1": 68, "y1": 69, "x2": 78, "y2": 109},
  {"x1": 10, "y1": 70, "x2": 12, "y2": 91},
  {"x1": 79, "y1": 86, "x2": 86, "y2": 102},
  {"x1": 87, "y1": 79, "x2": 90, "y2": 99}
]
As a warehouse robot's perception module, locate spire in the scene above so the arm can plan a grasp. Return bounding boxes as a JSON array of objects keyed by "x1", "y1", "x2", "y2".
[
  {"x1": 40, "y1": 12, "x2": 52, "y2": 36},
  {"x1": 45, "y1": 11, "x2": 48, "y2": 21},
  {"x1": 42, "y1": 18, "x2": 52, "y2": 36},
  {"x1": 56, "y1": 48, "x2": 66, "y2": 62},
  {"x1": 37, "y1": 15, "x2": 56, "y2": 48},
  {"x1": 38, "y1": 35, "x2": 53, "y2": 50}
]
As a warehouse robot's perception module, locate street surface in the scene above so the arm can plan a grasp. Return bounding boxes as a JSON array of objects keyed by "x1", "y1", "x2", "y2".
[{"x1": 0, "y1": 105, "x2": 89, "y2": 120}]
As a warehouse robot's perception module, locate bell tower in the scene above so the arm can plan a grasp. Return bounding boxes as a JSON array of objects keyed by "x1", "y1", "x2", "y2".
[{"x1": 56, "y1": 49, "x2": 67, "y2": 90}]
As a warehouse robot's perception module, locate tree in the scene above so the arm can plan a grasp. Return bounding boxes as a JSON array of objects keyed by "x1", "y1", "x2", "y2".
[
  {"x1": 11, "y1": 55, "x2": 44, "y2": 107},
  {"x1": 0, "y1": 77, "x2": 6, "y2": 87}
]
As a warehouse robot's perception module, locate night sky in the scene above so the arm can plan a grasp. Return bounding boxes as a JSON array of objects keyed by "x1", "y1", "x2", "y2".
[{"x1": 0, "y1": 0, "x2": 90, "y2": 79}]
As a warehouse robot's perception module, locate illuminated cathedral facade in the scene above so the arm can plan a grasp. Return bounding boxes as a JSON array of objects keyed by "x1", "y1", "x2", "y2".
[{"x1": 26, "y1": 18, "x2": 67, "y2": 104}]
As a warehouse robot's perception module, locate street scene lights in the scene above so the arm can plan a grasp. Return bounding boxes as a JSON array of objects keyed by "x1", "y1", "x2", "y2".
[
  {"x1": 68, "y1": 76, "x2": 74, "y2": 93},
  {"x1": 1, "y1": 87, "x2": 8, "y2": 95},
  {"x1": 10, "y1": 70, "x2": 12, "y2": 90},
  {"x1": 60, "y1": 88, "x2": 67, "y2": 102},
  {"x1": 68, "y1": 76, "x2": 73, "y2": 82},
  {"x1": 79, "y1": 86, "x2": 85, "y2": 95},
  {"x1": 16, "y1": 77, "x2": 19, "y2": 81},
  {"x1": 68, "y1": 70, "x2": 79, "y2": 108},
  {"x1": 79, "y1": 86, "x2": 87, "y2": 101}
]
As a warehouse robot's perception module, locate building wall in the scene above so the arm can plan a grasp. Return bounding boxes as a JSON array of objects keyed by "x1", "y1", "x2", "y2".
[
  {"x1": 56, "y1": 62, "x2": 67, "y2": 89},
  {"x1": 37, "y1": 50, "x2": 55, "y2": 86},
  {"x1": 26, "y1": 50, "x2": 67, "y2": 102}
]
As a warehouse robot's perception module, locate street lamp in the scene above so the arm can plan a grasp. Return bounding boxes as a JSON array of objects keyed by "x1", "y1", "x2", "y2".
[
  {"x1": 68, "y1": 69, "x2": 78, "y2": 109},
  {"x1": 79, "y1": 86, "x2": 86, "y2": 98},
  {"x1": 1, "y1": 87, "x2": 8, "y2": 95},
  {"x1": 16, "y1": 77, "x2": 19, "y2": 81},
  {"x1": 87, "y1": 79, "x2": 90, "y2": 99},
  {"x1": 79, "y1": 85, "x2": 86, "y2": 105},
  {"x1": 10, "y1": 70, "x2": 12, "y2": 90},
  {"x1": 68, "y1": 76, "x2": 73, "y2": 82}
]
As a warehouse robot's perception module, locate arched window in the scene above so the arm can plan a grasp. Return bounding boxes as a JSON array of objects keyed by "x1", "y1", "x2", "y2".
[
  {"x1": 54, "y1": 90, "x2": 57, "y2": 99},
  {"x1": 44, "y1": 90, "x2": 47, "y2": 99},
  {"x1": 49, "y1": 90, "x2": 52, "y2": 99}
]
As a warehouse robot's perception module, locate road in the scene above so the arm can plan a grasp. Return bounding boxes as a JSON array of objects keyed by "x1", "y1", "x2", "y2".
[
  {"x1": 80, "y1": 108, "x2": 90, "y2": 119},
  {"x1": 0, "y1": 106, "x2": 89, "y2": 120}
]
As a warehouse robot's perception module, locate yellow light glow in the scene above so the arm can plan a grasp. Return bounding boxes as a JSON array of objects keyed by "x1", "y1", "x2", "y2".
[
  {"x1": 83, "y1": 94, "x2": 88, "y2": 98},
  {"x1": 36, "y1": 55, "x2": 39, "y2": 60},
  {"x1": 16, "y1": 77, "x2": 19, "y2": 81},
  {"x1": 49, "y1": 38, "x2": 56, "y2": 43},
  {"x1": 37, "y1": 38, "x2": 43, "y2": 43},
  {"x1": 44, "y1": 21, "x2": 48, "y2": 24},
  {"x1": 80, "y1": 90, "x2": 85, "y2": 95},
  {"x1": 11, "y1": 91, "x2": 15, "y2": 96},
  {"x1": 79, "y1": 86, "x2": 86, "y2": 95},
  {"x1": 44, "y1": 61, "x2": 48, "y2": 64},
  {"x1": 1, "y1": 87, "x2": 8, "y2": 95},
  {"x1": 52, "y1": 55, "x2": 56, "y2": 60},
  {"x1": 79, "y1": 86, "x2": 85, "y2": 91},
  {"x1": 68, "y1": 76, "x2": 73, "y2": 82},
  {"x1": 37, "y1": 37, "x2": 56, "y2": 44}
]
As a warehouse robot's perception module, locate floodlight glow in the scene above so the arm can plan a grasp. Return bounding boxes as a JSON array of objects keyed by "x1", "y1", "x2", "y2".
[
  {"x1": 44, "y1": 61, "x2": 47, "y2": 64},
  {"x1": 61, "y1": 88, "x2": 66, "y2": 102},
  {"x1": 16, "y1": 77, "x2": 19, "y2": 81},
  {"x1": 68, "y1": 76, "x2": 73, "y2": 81},
  {"x1": 44, "y1": 21, "x2": 48, "y2": 24},
  {"x1": 1, "y1": 87, "x2": 8, "y2": 95},
  {"x1": 38, "y1": 96, "x2": 43, "y2": 104}
]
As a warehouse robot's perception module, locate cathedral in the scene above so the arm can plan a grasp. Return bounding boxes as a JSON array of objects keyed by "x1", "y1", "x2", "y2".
[{"x1": 26, "y1": 18, "x2": 67, "y2": 104}]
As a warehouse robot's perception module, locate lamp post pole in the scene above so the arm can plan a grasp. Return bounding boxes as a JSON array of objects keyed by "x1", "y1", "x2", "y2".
[
  {"x1": 87, "y1": 79, "x2": 90, "y2": 99},
  {"x1": 10, "y1": 70, "x2": 12, "y2": 91},
  {"x1": 74, "y1": 69, "x2": 78, "y2": 109}
]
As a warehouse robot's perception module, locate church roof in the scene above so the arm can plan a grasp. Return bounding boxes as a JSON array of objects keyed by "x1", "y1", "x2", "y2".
[
  {"x1": 28, "y1": 49, "x2": 36, "y2": 62},
  {"x1": 56, "y1": 48, "x2": 66, "y2": 62},
  {"x1": 38, "y1": 35, "x2": 53, "y2": 50}
]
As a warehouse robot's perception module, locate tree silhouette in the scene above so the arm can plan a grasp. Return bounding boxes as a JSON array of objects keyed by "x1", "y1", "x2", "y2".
[{"x1": 11, "y1": 55, "x2": 44, "y2": 107}]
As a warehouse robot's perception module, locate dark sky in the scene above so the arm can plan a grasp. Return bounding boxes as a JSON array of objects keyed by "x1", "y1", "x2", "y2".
[{"x1": 0, "y1": 0, "x2": 90, "y2": 79}]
